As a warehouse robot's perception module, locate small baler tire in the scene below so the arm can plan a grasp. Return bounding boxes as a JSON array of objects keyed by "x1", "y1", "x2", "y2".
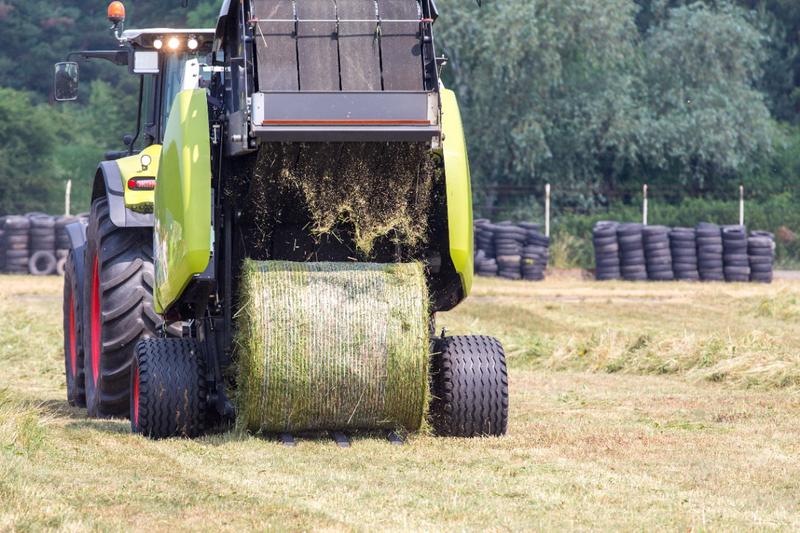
[
  {"x1": 430, "y1": 335, "x2": 508, "y2": 437},
  {"x1": 131, "y1": 338, "x2": 207, "y2": 439}
]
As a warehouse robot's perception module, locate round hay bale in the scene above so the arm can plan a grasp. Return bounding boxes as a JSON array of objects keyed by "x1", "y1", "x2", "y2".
[{"x1": 236, "y1": 260, "x2": 430, "y2": 433}]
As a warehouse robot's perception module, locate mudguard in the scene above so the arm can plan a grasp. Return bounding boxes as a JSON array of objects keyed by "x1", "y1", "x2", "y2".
[
  {"x1": 65, "y1": 220, "x2": 88, "y2": 307},
  {"x1": 153, "y1": 89, "x2": 213, "y2": 313},
  {"x1": 440, "y1": 88, "x2": 474, "y2": 297},
  {"x1": 93, "y1": 145, "x2": 161, "y2": 228}
]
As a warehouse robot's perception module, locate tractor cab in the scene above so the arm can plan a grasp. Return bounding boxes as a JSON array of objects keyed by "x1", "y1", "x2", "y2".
[
  {"x1": 55, "y1": 27, "x2": 215, "y2": 154},
  {"x1": 53, "y1": 1, "x2": 215, "y2": 222}
]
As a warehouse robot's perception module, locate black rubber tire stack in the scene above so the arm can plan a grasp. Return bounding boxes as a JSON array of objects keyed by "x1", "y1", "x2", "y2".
[
  {"x1": 593, "y1": 221, "x2": 620, "y2": 280},
  {"x1": 429, "y1": 335, "x2": 508, "y2": 437},
  {"x1": 494, "y1": 223, "x2": 524, "y2": 280},
  {"x1": 722, "y1": 225, "x2": 750, "y2": 282},
  {"x1": 642, "y1": 225, "x2": 674, "y2": 281},
  {"x1": 696, "y1": 223, "x2": 724, "y2": 281},
  {"x1": 4, "y1": 216, "x2": 30, "y2": 274},
  {"x1": 131, "y1": 338, "x2": 207, "y2": 439},
  {"x1": 0, "y1": 217, "x2": 6, "y2": 272},
  {"x1": 617, "y1": 223, "x2": 647, "y2": 281},
  {"x1": 475, "y1": 222, "x2": 497, "y2": 277},
  {"x1": 748, "y1": 231, "x2": 774, "y2": 284},
  {"x1": 28, "y1": 215, "x2": 56, "y2": 275},
  {"x1": 669, "y1": 227, "x2": 699, "y2": 281},
  {"x1": 55, "y1": 216, "x2": 74, "y2": 252},
  {"x1": 521, "y1": 227, "x2": 549, "y2": 281}
]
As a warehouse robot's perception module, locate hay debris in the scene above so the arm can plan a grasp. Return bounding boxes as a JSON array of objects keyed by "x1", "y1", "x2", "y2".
[
  {"x1": 248, "y1": 142, "x2": 438, "y2": 254},
  {"x1": 236, "y1": 260, "x2": 430, "y2": 433}
]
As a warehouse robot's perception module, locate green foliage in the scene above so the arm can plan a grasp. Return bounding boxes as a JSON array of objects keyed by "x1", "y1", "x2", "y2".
[{"x1": 0, "y1": 88, "x2": 58, "y2": 213}]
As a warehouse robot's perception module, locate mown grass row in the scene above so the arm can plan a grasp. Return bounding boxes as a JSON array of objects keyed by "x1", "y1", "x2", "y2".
[{"x1": 440, "y1": 277, "x2": 800, "y2": 390}]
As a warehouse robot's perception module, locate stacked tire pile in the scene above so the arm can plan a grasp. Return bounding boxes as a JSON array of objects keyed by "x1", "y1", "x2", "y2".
[
  {"x1": 520, "y1": 223, "x2": 549, "y2": 281},
  {"x1": 721, "y1": 225, "x2": 750, "y2": 282},
  {"x1": 2, "y1": 216, "x2": 31, "y2": 274},
  {"x1": 55, "y1": 216, "x2": 79, "y2": 275},
  {"x1": 593, "y1": 220, "x2": 775, "y2": 283},
  {"x1": 696, "y1": 223, "x2": 725, "y2": 281},
  {"x1": 473, "y1": 219, "x2": 550, "y2": 281},
  {"x1": 748, "y1": 231, "x2": 775, "y2": 283},
  {"x1": 493, "y1": 223, "x2": 524, "y2": 280},
  {"x1": 0, "y1": 213, "x2": 86, "y2": 276},
  {"x1": 669, "y1": 227, "x2": 699, "y2": 281},
  {"x1": 28, "y1": 215, "x2": 58, "y2": 276},
  {"x1": 592, "y1": 221, "x2": 620, "y2": 280},
  {"x1": 474, "y1": 219, "x2": 498, "y2": 277},
  {"x1": 643, "y1": 225, "x2": 673, "y2": 281},
  {"x1": 617, "y1": 223, "x2": 647, "y2": 281}
]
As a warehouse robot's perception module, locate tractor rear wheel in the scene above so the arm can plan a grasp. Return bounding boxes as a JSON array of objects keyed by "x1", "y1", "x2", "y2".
[
  {"x1": 63, "y1": 249, "x2": 85, "y2": 407},
  {"x1": 429, "y1": 335, "x2": 509, "y2": 437},
  {"x1": 131, "y1": 338, "x2": 207, "y2": 439},
  {"x1": 83, "y1": 197, "x2": 161, "y2": 418}
]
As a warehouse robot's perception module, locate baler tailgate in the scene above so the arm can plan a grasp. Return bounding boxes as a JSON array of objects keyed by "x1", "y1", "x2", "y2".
[{"x1": 250, "y1": 0, "x2": 438, "y2": 142}]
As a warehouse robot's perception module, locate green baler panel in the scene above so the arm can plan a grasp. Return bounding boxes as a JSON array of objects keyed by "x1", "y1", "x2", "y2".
[
  {"x1": 441, "y1": 88, "x2": 474, "y2": 297},
  {"x1": 153, "y1": 89, "x2": 212, "y2": 313}
]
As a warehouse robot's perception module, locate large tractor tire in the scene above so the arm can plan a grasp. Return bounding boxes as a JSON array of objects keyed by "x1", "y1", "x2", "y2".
[
  {"x1": 83, "y1": 197, "x2": 161, "y2": 418},
  {"x1": 131, "y1": 338, "x2": 207, "y2": 439},
  {"x1": 63, "y1": 249, "x2": 86, "y2": 407},
  {"x1": 429, "y1": 335, "x2": 509, "y2": 437}
]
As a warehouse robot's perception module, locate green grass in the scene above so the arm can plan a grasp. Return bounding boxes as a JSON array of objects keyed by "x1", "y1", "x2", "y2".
[{"x1": 2, "y1": 275, "x2": 800, "y2": 530}]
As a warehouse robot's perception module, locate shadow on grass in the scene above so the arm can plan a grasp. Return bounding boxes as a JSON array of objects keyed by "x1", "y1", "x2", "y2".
[
  {"x1": 65, "y1": 419, "x2": 130, "y2": 434},
  {"x1": 18, "y1": 398, "x2": 86, "y2": 421}
]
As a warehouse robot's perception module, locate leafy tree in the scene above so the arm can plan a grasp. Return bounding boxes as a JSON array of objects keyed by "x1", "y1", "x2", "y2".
[
  {"x1": 0, "y1": 88, "x2": 59, "y2": 213},
  {"x1": 635, "y1": 2, "x2": 776, "y2": 197}
]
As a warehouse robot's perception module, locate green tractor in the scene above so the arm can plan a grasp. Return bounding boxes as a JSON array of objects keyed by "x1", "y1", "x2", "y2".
[{"x1": 58, "y1": 0, "x2": 507, "y2": 441}]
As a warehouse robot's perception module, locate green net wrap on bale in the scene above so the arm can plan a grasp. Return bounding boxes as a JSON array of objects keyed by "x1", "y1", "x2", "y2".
[{"x1": 236, "y1": 260, "x2": 430, "y2": 433}]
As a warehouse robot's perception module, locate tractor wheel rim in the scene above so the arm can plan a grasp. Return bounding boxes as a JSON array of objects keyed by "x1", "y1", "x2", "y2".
[
  {"x1": 132, "y1": 362, "x2": 140, "y2": 427},
  {"x1": 90, "y1": 255, "x2": 100, "y2": 386},
  {"x1": 69, "y1": 290, "x2": 77, "y2": 378}
]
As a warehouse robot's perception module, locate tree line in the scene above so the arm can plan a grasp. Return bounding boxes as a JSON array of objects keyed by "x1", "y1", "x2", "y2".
[{"x1": 0, "y1": 0, "x2": 798, "y2": 219}]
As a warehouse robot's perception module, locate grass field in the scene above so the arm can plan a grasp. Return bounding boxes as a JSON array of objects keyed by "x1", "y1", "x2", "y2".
[{"x1": 2, "y1": 274, "x2": 800, "y2": 531}]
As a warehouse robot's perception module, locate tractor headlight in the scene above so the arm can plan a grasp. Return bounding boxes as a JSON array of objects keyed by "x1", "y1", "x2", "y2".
[
  {"x1": 168, "y1": 37, "x2": 180, "y2": 50},
  {"x1": 188, "y1": 37, "x2": 199, "y2": 50},
  {"x1": 153, "y1": 38, "x2": 163, "y2": 50}
]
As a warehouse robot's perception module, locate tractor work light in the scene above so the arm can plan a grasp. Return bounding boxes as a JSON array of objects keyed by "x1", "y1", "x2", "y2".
[
  {"x1": 153, "y1": 39, "x2": 163, "y2": 50},
  {"x1": 168, "y1": 37, "x2": 181, "y2": 50},
  {"x1": 140, "y1": 154, "x2": 152, "y2": 170},
  {"x1": 187, "y1": 37, "x2": 199, "y2": 50}
]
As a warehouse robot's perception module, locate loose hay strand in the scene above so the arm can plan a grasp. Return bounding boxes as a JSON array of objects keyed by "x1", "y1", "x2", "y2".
[{"x1": 236, "y1": 260, "x2": 430, "y2": 433}]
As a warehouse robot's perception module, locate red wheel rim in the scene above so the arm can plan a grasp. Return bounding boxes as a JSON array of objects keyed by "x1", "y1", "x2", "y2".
[
  {"x1": 132, "y1": 362, "x2": 140, "y2": 427},
  {"x1": 68, "y1": 290, "x2": 77, "y2": 377},
  {"x1": 90, "y1": 255, "x2": 100, "y2": 386}
]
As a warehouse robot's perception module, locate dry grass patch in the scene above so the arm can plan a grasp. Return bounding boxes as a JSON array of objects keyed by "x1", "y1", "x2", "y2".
[
  {"x1": 2, "y1": 275, "x2": 800, "y2": 530},
  {"x1": 440, "y1": 277, "x2": 800, "y2": 389}
]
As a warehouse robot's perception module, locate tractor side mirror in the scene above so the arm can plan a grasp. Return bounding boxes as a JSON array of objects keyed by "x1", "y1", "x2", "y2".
[{"x1": 54, "y1": 62, "x2": 79, "y2": 101}]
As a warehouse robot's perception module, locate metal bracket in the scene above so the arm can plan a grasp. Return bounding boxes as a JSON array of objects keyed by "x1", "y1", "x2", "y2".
[{"x1": 330, "y1": 431, "x2": 351, "y2": 448}]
